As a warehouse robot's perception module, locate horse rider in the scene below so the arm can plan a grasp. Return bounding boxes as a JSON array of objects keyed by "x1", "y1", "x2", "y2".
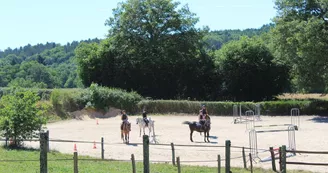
[
  {"x1": 121, "y1": 110, "x2": 130, "y2": 131},
  {"x1": 142, "y1": 110, "x2": 149, "y2": 127},
  {"x1": 199, "y1": 105, "x2": 208, "y2": 130},
  {"x1": 201, "y1": 104, "x2": 208, "y2": 117}
]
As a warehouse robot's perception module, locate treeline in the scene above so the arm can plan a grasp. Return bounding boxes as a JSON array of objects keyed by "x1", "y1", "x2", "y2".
[
  {"x1": 2, "y1": 0, "x2": 327, "y2": 102},
  {"x1": 75, "y1": 0, "x2": 288, "y2": 101},
  {"x1": 75, "y1": 0, "x2": 328, "y2": 101},
  {"x1": 0, "y1": 39, "x2": 100, "y2": 88},
  {"x1": 0, "y1": 27, "x2": 267, "y2": 91}
]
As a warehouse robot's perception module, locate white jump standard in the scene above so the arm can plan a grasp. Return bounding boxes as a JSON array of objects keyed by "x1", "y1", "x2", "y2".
[
  {"x1": 249, "y1": 125, "x2": 296, "y2": 162},
  {"x1": 233, "y1": 104, "x2": 262, "y2": 124},
  {"x1": 248, "y1": 108, "x2": 301, "y2": 130},
  {"x1": 248, "y1": 108, "x2": 300, "y2": 162}
]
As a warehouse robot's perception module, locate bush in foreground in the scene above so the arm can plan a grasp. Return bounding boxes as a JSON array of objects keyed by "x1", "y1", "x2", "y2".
[{"x1": 0, "y1": 88, "x2": 47, "y2": 146}]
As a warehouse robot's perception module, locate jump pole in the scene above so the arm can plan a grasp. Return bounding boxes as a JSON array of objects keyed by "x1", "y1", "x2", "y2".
[
  {"x1": 249, "y1": 125, "x2": 296, "y2": 162},
  {"x1": 249, "y1": 108, "x2": 300, "y2": 130}
]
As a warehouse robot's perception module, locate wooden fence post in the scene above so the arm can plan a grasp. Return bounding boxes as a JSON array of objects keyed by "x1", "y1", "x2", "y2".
[
  {"x1": 46, "y1": 130, "x2": 49, "y2": 152},
  {"x1": 171, "y1": 143, "x2": 176, "y2": 166},
  {"x1": 249, "y1": 153, "x2": 253, "y2": 173},
  {"x1": 40, "y1": 131, "x2": 48, "y2": 173},
  {"x1": 101, "y1": 137, "x2": 104, "y2": 159},
  {"x1": 242, "y1": 147, "x2": 246, "y2": 169},
  {"x1": 74, "y1": 152, "x2": 78, "y2": 173},
  {"x1": 143, "y1": 135, "x2": 150, "y2": 173},
  {"x1": 269, "y1": 147, "x2": 277, "y2": 172},
  {"x1": 217, "y1": 155, "x2": 221, "y2": 173},
  {"x1": 279, "y1": 147, "x2": 282, "y2": 172},
  {"x1": 177, "y1": 157, "x2": 181, "y2": 173},
  {"x1": 131, "y1": 154, "x2": 136, "y2": 173},
  {"x1": 5, "y1": 137, "x2": 8, "y2": 147},
  {"x1": 225, "y1": 140, "x2": 231, "y2": 173},
  {"x1": 281, "y1": 145, "x2": 287, "y2": 173}
]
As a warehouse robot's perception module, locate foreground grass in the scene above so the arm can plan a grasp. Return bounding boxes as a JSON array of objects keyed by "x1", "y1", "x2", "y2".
[{"x1": 0, "y1": 147, "x2": 313, "y2": 173}]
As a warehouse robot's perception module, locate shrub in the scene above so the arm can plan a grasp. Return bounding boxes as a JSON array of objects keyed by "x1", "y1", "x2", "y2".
[
  {"x1": 50, "y1": 89, "x2": 86, "y2": 118},
  {"x1": 84, "y1": 83, "x2": 143, "y2": 113},
  {"x1": 0, "y1": 88, "x2": 47, "y2": 146}
]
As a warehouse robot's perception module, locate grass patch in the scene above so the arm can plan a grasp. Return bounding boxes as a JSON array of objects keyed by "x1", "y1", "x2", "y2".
[
  {"x1": 0, "y1": 146, "x2": 312, "y2": 173},
  {"x1": 277, "y1": 93, "x2": 328, "y2": 100}
]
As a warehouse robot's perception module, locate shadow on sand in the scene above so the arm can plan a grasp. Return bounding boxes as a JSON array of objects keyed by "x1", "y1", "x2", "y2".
[
  {"x1": 194, "y1": 141, "x2": 218, "y2": 144},
  {"x1": 309, "y1": 116, "x2": 328, "y2": 123},
  {"x1": 125, "y1": 143, "x2": 138, "y2": 147}
]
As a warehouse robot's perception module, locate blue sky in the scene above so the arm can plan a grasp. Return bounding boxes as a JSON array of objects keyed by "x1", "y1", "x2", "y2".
[{"x1": 0, "y1": 0, "x2": 277, "y2": 50}]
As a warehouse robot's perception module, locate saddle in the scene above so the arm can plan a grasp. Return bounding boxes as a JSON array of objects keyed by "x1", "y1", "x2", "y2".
[{"x1": 121, "y1": 121, "x2": 131, "y2": 131}]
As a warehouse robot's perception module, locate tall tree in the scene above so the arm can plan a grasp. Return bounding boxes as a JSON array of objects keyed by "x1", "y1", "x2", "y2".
[
  {"x1": 271, "y1": 0, "x2": 328, "y2": 92},
  {"x1": 216, "y1": 37, "x2": 290, "y2": 101},
  {"x1": 76, "y1": 0, "x2": 220, "y2": 100}
]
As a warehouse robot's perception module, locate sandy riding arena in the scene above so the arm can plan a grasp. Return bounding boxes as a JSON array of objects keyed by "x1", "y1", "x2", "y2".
[{"x1": 26, "y1": 114, "x2": 328, "y2": 172}]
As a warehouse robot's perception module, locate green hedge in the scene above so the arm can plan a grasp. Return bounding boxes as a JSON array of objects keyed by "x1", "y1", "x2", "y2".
[
  {"x1": 3, "y1": 87, "x2": 328, "y2": 116},
  {"x1": 138, "y1": 99, "x2": 328, "y2": 116},
  {"x1": 83, "y1": 83, "x2": 143, "y2": 113},
  {"x1": 50, "y1": 89, "x2": 86, "y2": 118}
]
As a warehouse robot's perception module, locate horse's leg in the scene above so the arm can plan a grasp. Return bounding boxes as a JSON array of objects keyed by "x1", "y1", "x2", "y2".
[
  {"x1": 207, "y1": 130, "x2": 210, "y2": 143},
  {"x1": 190, "y1": 130, "x2": 194, "y2": 142},
  {"x1": 204, "y1": 130, "x2": 207, "y2": 142},
  {"x1": 139, "y1": 126, "x2": 141, "y2": 137}
]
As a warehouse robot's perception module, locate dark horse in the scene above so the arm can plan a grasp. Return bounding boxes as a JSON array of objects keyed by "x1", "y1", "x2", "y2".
[{"x1": 183, "y1": 118, "x2": 211, "y2": 142}]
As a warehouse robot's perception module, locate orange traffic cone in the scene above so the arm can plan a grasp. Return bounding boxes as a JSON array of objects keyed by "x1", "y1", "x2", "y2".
[
  {"x1": 93, "y1": 141, "x2": 97, "y2": 149},
  {"x1": 74, "y1": 144, "x2": 77, "y2": 152}
]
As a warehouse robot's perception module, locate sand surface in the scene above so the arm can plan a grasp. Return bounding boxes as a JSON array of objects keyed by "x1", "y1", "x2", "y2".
[{"x1": 25, "y1": 115, "x2": 328, "y2": 173}]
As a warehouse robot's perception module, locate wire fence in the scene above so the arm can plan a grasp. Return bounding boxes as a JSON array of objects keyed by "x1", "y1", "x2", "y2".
[
  {"x1": 6, "y1": 131, "x2": 313, "y2": 173},
  {"x1": 1, "y1": 131, "x2": 260, "y2": 173},
  {"x1": 277, "y1": 146, "x2": 328, "y2": 173}
]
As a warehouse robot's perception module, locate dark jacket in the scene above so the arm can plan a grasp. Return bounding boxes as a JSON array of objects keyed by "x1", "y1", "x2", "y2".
[
  {"x1": 202, "y1": 109, "x2": 207, "y2": 115},
  {"x1": 122, "y1": 114, "x2": 128, "y2": 121},
  {"x1": 142, "y1": 112, "x2": 147, "y2": 118}
]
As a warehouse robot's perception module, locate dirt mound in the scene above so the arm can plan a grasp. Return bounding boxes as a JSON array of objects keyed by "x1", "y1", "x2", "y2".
[{"x1": 69, "y1": 107, "x2": 121, "y2": 120}]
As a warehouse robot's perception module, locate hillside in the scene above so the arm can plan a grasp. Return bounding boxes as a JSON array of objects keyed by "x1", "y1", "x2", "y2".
[
  {"x1": 0, "y1": 38, "x2": 100, "y2": 88},
  {"x1": 0, "y1": 25, "x2": 270, "y2": 89}
]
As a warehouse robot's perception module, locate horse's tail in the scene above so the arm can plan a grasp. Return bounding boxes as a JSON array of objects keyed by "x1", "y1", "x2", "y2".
[{"x1": 182, "y1": 121, "x2": 192, "y2": 125}]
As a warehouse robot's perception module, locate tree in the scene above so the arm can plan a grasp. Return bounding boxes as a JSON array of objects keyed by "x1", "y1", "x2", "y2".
[
  {"x1": 215, "y1": 37, "x2": 290, "y2": 101},
  {"x1": 271, "y1": 0, "x2": 328, "y2": 92},
  {"x1": 76, "y1": 0, "x2": 220, "y2": 100},
  {"x1": 0, "y1": 88, "x2": 47, "y2": 146},
  {"x1": 16, "y1": 61, "x2": 60, "y2": 88},
  {"x1": 7, "y1": 78, "x2": 47, "y2": 88}
]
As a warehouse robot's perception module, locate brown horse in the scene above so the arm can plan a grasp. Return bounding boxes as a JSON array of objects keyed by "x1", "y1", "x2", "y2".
[
  {"x1": 121, "y1": 121, "x2": 131, "y2": 144},
  {"x1": 183, "y1": 118, "x2": 211, "y2": 142}
]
